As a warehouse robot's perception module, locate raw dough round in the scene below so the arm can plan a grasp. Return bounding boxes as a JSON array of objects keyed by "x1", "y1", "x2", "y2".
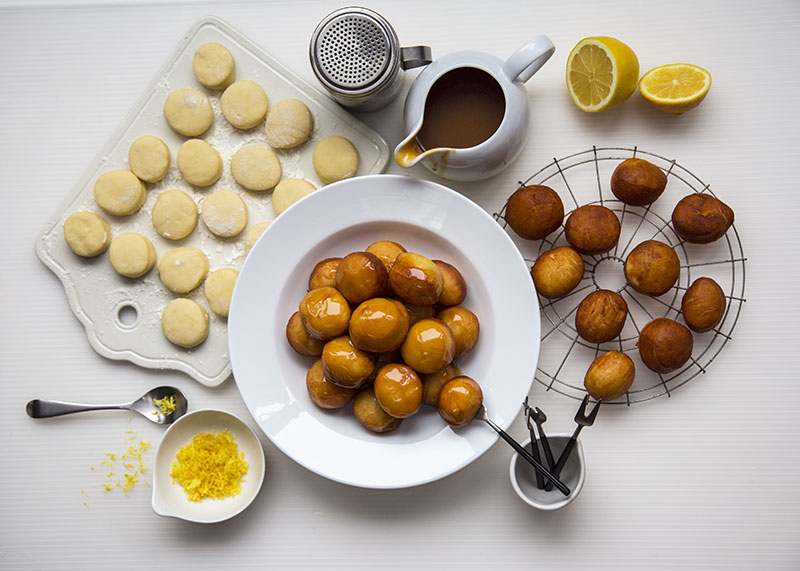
[
  {"x1": 244, "y1": 221, "x2": 271, "y2": 255},
  {"x1": 265, "y1": 98, "x2": 313, "y2": 149},
  {"x1": 230, "y1": 145, "x2": 281, "y2": 191},
  {"x1": 163, "y1": 88, "x2": 213, "y2": 137},
  {"x1": 272, "y1": 178, "x2": 316, "y2": 215},
  {"x1": 108, "y1": 232, "x2": 156, "y2": 278},
  {"x1": 161, "y1": 298, "x2": 209, "y2": 348},
  {"x1": 63, "y1": 211, "x2": 111, "y2": 257},
  {"x1": 128, "y1": 135, "x2": 170, "y2": 182},
  {"x1": 192, "y1": 42, "x2": 235, "y2": 90},
  {"x1": 151, "y1": 189, "x2": 198, "y2": 240},
  {"x1": 204, "y1": 268, "x2": 239, "y2": 317},
  {"x1": 201, "y1": 189, "x2": 248, "y2": 237},
  {"x1": 157, "y1": 247, "x2": 209, "y2": 293},
  {"x1": 313, "y1": 135, "x2": 359, "y2": 183},
  {"x1": 220, "y1": 80, "x2": 268, "y2": 130},
  {"x1": 177, "y1": 139, "x2": 223, "y2": 187},
  {"x1": 93, "y1": 169, "x2": 147, "y2": 216}
]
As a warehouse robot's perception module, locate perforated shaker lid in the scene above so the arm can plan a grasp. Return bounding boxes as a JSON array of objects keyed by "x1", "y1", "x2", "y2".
[{"x1": 310, "y1": 7, "x2": 400, "y2": 95}]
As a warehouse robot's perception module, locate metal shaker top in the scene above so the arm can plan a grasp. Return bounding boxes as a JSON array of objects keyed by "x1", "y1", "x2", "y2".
[{"x1": 310, "y1": 7, "x2": 400, "y2": 96}]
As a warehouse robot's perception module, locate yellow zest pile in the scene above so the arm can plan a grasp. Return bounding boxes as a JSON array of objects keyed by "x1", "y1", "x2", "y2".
[
  {"x1": 152, "y1": 394, "x2": 177, "y2": 416},
  {"x1": 170, "y1": 430, "x2": 248, "y2": 502}
]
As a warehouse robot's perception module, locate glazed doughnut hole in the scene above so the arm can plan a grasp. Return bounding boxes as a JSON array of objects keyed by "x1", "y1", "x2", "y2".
[
  {"x1": 389, "y1": 252, "x2": 443, "y2": 306},
  {"x1": 306, "y1": 359, "x2": 357, "y2": 410},
  {"x1": 373, "y1": 363, "x2": 423, "y2": 419},
  {"x1": 349, "y1": 297, "x2": 409, "y2": 353},
  {"x1": 308, "y1": 257, "x2": 341, "y2": 290},
  {"x1": 353, "y1": 386, "x2": 402, "y2": 433},
  {"x1": 335, "y1": 251, "x2": 388, "y2": 304},
  {"x1": 438, "y1": 376, "x2": 484, "y2": 427},
  {"x1": 401, "y1": 318, "x2": 456, "y2": 374},
  {"x1": 320, "y1": 335, "x2": 375, "y2": 389},
  {"x1": 286, "y1": 311, "x2": 325, "y2": 357},
  {"x1": 298, "y1": 286, "x2": 351, "y2": 341}
]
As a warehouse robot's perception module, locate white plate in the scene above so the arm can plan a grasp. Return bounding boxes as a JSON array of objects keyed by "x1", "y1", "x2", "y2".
[
  {"x1": 228, "y1": 174, "x2": 540, "y2": 488},
  {"x1": 152, "y1": 409, "x2": 265, "y2": 523}
]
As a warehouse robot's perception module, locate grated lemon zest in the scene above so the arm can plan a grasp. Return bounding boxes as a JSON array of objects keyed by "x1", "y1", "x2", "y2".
[
  {"x1": 170, "y1": 430, "x2": 248, "y2": 502},
  {"x1": 152, "y1": 395, "x2": 177, "y2": 416}
]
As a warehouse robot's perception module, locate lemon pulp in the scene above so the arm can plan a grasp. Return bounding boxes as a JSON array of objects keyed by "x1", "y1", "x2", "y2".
[
  {"x1": 639, "y1": 63, "x2": 711, "y2": 114},
  {"x1": 566, "y1": 37, "x2": 639, "y2": 112}
]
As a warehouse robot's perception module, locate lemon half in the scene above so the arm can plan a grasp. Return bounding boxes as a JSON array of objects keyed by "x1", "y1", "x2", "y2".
[
  {"x1": 639, "y1": 63, "x2": 711, "y2": 114},
  {"x1": 566, "y1": 37, "x2": 639, "y2": 112}
]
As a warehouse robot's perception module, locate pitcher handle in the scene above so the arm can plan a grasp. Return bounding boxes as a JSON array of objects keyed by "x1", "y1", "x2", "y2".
[{"x1": 502, "y1": 35, "x2": 555, "y2": 83}]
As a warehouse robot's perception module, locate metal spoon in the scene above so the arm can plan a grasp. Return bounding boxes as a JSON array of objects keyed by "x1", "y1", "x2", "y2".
[
  {"x1": 25, "y1": 386, "x2": 188, "y2": 425},
  {"x1": 474, "y1": 404, "x2": 571, "y2": 496}
]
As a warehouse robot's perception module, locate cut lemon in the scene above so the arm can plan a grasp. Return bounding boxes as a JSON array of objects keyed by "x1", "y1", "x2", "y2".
[
  {"x1": 566, "y1": 37, "x2": 639, "y2": 112},
  {"x1": 639, "y1": 63, "x2": 711, "y2": 114}
]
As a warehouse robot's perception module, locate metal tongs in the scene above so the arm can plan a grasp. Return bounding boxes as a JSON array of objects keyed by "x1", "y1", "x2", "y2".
[
  {"x1": 544, "y1": 395, "x2": 601, "y2": 491},
  {"x1": 523, "y1": 397, "x2": 555, "y2": 489},
  {"x1": 474, "y1": 404, "x2": 570, "y2": 496}
]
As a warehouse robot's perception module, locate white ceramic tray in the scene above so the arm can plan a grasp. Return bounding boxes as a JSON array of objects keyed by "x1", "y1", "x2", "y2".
[{"x1": 35, "y1": 17, "x2": 391, "y2": 387}]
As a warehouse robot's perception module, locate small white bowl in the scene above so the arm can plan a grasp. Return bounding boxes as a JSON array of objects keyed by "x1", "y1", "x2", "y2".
[
  {"x1": 509, "y1": 434, "x2": 585, "y2": 510},
  {"x1": 152, "y1": 409, "x2": 265, "y2": 523}
]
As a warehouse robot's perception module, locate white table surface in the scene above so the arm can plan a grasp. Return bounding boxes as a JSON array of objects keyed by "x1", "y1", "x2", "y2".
[{"x1": 1, "y1": 0, "x2": 798, "y2": 569}]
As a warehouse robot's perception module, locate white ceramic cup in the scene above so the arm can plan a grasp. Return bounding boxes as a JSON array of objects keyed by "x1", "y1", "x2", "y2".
[{"x1": 509, "y1": 434, "x2": 586, "y2": 510}]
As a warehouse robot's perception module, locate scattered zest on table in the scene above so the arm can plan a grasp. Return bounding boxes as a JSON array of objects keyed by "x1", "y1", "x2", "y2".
[{"x1": 85, "y1": 430, "x2": 152, "y2": 506}]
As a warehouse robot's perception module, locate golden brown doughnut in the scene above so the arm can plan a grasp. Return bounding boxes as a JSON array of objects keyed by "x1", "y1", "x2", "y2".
[
  {"x1": 681, "y1": 277, "x2": 726, "y2": 332},
  {"x1": 637, "y1": 318, "x2": 693, "y2": 374},
  {"x1": 531, "y1": 246, "x2": 584, "y2": 298},
  {"x1": 504, "y1": 185, "x2": 564, "y2": 240},
  {"x1": 624, "y1": 240, "x2": 680, "y2": 296},
  {"x1": 671, "y1": 193, "x2": 735, "y2": 244},
  {"x1": 565, "y1": 204, "x2": 621, "y2": 255},
  {"x1": 575, "y1": 290, "x2": 628, "y2": 343},
  {"x1": 610, "y1": 158, "x2": 667, "y2": 206},
  {"x1": 584, "y1": 350, "x2": 635, "y2": 401}
]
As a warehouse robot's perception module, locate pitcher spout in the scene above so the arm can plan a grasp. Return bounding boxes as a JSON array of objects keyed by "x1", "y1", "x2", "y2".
[{"x1": 394, "y1": 131, "x2": 454, "y2": 172}]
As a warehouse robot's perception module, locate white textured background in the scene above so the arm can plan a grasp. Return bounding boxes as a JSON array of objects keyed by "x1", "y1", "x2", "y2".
[{"x1": 1, "y1": 0, "x2": 798, "y2": 569}]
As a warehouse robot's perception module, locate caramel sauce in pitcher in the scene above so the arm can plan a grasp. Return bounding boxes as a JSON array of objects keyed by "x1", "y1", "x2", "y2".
[{"x1": 416, "y1": 67, "x2": 506, "y2": 150}]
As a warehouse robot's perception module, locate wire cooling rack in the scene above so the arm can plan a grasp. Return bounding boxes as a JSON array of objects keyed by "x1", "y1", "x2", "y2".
[{"x1": 494, "y1": 146, "x2": 746, "y2": 404}]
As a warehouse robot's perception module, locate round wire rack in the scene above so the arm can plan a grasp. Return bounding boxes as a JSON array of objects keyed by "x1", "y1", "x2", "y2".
[{"x1": 493, "y1": 146, "x2": 747, "y2": 405}]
